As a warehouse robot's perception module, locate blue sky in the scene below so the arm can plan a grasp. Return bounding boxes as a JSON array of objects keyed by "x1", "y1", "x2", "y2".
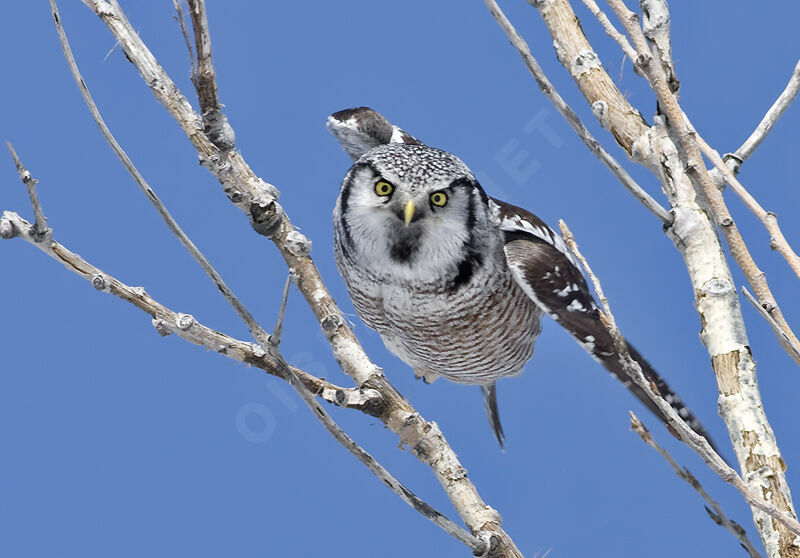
[{"x1": 1, "y1": 2, "x2": 799, "y2": 556}]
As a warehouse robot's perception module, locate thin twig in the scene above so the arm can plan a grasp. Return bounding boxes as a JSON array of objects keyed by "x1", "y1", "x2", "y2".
[
  {"x1": 630, "y1": 412, "x2": 762, "y2": 558},
  {"x1": 560, "y1": 216, "x2": 800, "y2": 539},
  {"x1": 731, "y1": 58, "x2": 800, "y2": 169},
  {"x1": 51, "y1": 0, "x2": 268, "y2": 346},
  {"x1": 6, "y1": 142, "x2": 48, "y2": 238},
  {"x1": 581, "y1": 0, "x2": 638, "y2": 62},
  {"x1": 741, "y1": 287, "x2": 800, "y2": 365},
  {"x1": 0, "y1": 211, "x2": 376, "y2": 410},
  {"x1": 172, "y1": 0, "x2": 196, "y2": 83},
  {"x1": 186, "y1": 0, "x2": 219, "y2": 113},
  {"x1": 484, "y1": 0, "x2": 671, "y2": 224},
  {"x1": 639, "y1": 0, "x2": 678, "y2": 93},
  {"x1": 693, "y1": 126, "x2": 800, "y2": 286},
  {"x1": 271, "y1": 274, "x2": 292, "y2": 347}
]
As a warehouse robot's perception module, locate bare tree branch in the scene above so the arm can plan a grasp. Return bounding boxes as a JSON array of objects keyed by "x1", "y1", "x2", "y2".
[
  {"x1": 484, "y1": 0, "x2": 671, "y2": 223},
  {"x1": 0, "y1": 209, "x2": 373, "y2": 411},
  {"x1": 580, "y1": 0, "x2": 637, "y2": 62},
  {"x1": 6, "y1": 142, "x2": 48, "y2": 239},
  {"x1": 51, "y1": 0, "x2": 268, "y2": 347},
  {"x1": 186, "y1": 0, "x2": 220, "y2": 113},
  {"x1": 692, "y1": 127, "x2": 800, "y2": 289},
  {"x1": 639, "y1": 0, "x2": 678, "y2": 93},
  {"x1": 630, "y1": 412, "x2": 762, "y2": 558},
  {"x1": 730, "y1": 58, "x2": 800, "y2": 171},
  {"x1": 74, "y1": 1, "x2": 519, "y2": 554},
  {"x1": 1, "y1": 186, "x2": 483, "y2": 557},
  {"x1": 270, "y1": 274, "x2": 292, "y2": 347},
  {"x1": 171, "y1": 0, "x2": 196, "y2": 83},
  {"x1": 741, "y1": 287, "x2": 800, "y2": 365}
]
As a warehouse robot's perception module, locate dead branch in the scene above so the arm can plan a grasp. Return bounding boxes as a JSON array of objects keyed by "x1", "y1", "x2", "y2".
[{"x1": 729, "y1": 58, "x2": 800, "y2": 171}]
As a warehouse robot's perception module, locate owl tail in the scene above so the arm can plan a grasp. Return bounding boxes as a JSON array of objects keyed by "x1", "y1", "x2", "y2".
[{"x1": 482, "y1": 383, "x2": 506, "y2": 449}]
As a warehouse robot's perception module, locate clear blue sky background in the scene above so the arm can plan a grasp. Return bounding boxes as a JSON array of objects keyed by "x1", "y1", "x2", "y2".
[{"x1": 2, "y1": 2, "x2": 799, "y2": 556}]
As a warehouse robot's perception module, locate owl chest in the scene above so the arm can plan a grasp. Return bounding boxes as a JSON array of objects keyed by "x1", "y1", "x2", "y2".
[
  {"x1": 348, "y1": 264, "x2": 505, "y2": 328},
  {"x1": 344, "y1": 261, "x2": 542, "y2": 381}
]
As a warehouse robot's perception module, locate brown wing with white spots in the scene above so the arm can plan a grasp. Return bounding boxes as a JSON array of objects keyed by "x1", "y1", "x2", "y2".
[{"x1": 493, "y1": 198, "x2": 718, "y2": 451}]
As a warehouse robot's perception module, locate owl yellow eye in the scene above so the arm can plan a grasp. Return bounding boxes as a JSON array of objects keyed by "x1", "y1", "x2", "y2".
[
  {"x1": 375, "y1": 180, "x2": 394, "y2": 197},
  {"x1": 429, "y1": 191, "x2": 448, "y2": 207}
]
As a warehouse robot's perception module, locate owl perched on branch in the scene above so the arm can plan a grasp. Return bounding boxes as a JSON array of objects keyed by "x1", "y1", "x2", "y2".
[{"x1": 328, "y1": 106, "x2": 713, "y2": 449}]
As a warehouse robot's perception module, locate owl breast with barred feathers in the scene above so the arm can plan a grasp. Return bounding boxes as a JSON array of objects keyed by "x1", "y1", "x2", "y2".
[{"x1": 329, "y1": 106, "x2": 715, "y2": 448}]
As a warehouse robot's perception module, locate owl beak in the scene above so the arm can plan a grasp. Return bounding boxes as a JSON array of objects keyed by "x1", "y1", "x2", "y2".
[{"x1": 403, "y1": 200, "x2": 416, "y2": 227}]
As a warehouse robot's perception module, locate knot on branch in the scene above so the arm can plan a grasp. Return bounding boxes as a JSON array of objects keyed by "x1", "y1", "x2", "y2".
[
  {"x1": 91, "y1": 273, "x2": 108, "y2": 291},
  {"x1": 321, "y1": 313, "x2": 343, "y2": 337},
  {"x1": 591, "y1": 100, "x2": 610, "y2": 130},
  {"x1": 0, "y1": 215, "x2": 16, "y2": 239},
  {"x1": 284, "y1": 230, "x2": 312, "y2": 257},
  {"x1": 249, "y1": 197, "x2": 283, "y2": 237},
  {"x1": 635, "y1": 53, "x2": 653, "y2": 70},
  {"x1": 176, "y1": 313, "x2": 196, "y2": 330},
  {"x1": 334, "y1": 388, "x2": 385, "y2": 417},
  {"x1": 152, "y1": 318, "x2": 171, "y2": 337},
  {"x1": 571, "y1": 49, "x2": 601, "y2": 77},
  {"x1": 203, "y1": 109, "x2": 236, "y2": 151},
  {"x1": 701, "y1": 277, "x2": 734, "y2": 297},
  {"x1": 472, "y1": 533, "x2": 495, "y2": 557},
  {"x1": 664, "y1": 207, "x2": 700, "y2": 247},
  {"x1": 722, "y1": 152, "x2": 743, "y2": 174}
]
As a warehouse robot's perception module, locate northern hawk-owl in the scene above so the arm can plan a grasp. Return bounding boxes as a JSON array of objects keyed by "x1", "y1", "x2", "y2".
[{"x1": 329, "y1": 107, "x2": 713, "y2": 448}]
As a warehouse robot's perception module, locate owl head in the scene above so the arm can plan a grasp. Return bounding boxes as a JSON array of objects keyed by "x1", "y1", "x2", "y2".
[{"x1": 329, "y1": 108, "x2": 497, "y2": 283}]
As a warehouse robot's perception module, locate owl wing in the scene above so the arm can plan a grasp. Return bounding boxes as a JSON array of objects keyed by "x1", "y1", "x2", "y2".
[{"x1": 492, "y1": 198, "x2": 718, "y2": 451}]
